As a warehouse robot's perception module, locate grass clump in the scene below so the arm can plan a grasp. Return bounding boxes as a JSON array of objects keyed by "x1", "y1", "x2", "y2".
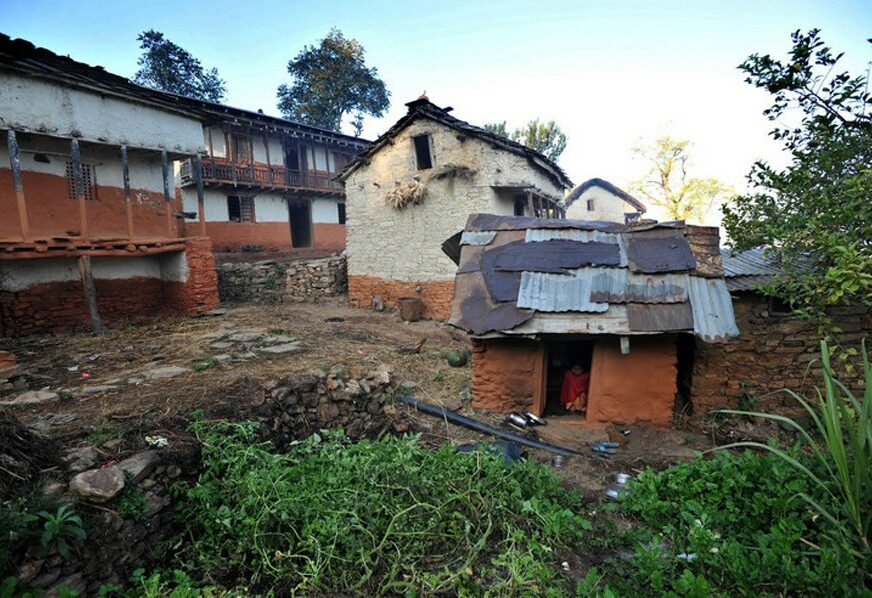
[{"x1": 174, "y1": 421, "x2": 591, "y2": 595}]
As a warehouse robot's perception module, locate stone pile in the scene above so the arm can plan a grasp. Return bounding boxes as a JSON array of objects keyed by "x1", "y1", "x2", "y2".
[{"x1": 216, "y1": 254, "x2": 347, "y2": 304}]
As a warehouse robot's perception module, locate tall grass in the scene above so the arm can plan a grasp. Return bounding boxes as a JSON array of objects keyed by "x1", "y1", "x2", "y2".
[{"x1": 718, "y1": 339, "x2": 871, "y2": 571}]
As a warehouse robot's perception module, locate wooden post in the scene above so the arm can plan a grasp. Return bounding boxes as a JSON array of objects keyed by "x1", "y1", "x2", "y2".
[
  {"x1": 194, "y1": 155, "x2": 207, "y2": 236},
  {"x1": 77, "y1": 255, "x2": 103, "y2": 334},
  {"x1": 71, "y1": 139, "x2": 88, "y2": 240},
  {"x1": 161, "y1": 150, "x2": 174, "y2": 238},
  {"x1": 525, "y1": 190, "x2": 534, "y2": 217},
  {"x1": 7, "y1": 130, "x2": 31, "y2": 241},
  {"x1": 121, "y1": 145, "x2": 134, "y2": 240},
  {"x1": 264, "y1": 134, "x2": 272, "y2": 185}
]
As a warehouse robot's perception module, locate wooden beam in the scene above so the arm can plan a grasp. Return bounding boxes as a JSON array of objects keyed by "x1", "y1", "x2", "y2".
[
  {"x1": 194, "y1": 155, "x2": 207, "y2": 236},
  {"x1": 7, "y1": 130, "x2": 31, "y2": 241},
  {"x1": 77, "y1": 255, "x2": 103, "y2": 334},
  {"x1": 121, "y1": 145, "x2": 134, "y2": 240},
  {"x1": 161, "y1": 150, "x2": 174, "y2": 237},
  {"x1": 70, "y1": 139, "x2": 88, "y2": 240}
]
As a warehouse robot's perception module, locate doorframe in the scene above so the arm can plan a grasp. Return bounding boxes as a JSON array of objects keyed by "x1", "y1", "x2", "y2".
[
  {"x1": 287, "y1": 196, "x2": 313, "y2": 248},
  {"x1": 531, "y1": 343, "x2": 547, "y2": 416}
]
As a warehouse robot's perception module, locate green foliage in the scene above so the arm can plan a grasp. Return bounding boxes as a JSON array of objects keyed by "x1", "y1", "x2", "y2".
[
  {"x1": 175, "y1": 422, "x2": 591, "y2": 594},
  {"x1": 276, "y1": 28, "x2": 389, "y2": 134},
  {"x1": 133, "y1": 30, "x2": 226, "y2": 102},
  {"x1": 614, "y1": 450, "x2": 864, "y2": 595},
  {"x1": 98, "y1": 568, "x2": 241, "y2": 597},
  {"x1": 114, "y1": 484, "x2": 149, "y2": 522},
  {"x1": 719, "y1": 339, "x2": 872, "y2": 571},
  {"x1": 191, "y1": 358, "x2": 218, "y2": 373},
  {"x1": 483, "y1": 119, "x2": 568, "y2": 161},
  {"x1": 630, "y1": 135, "x2": 733, "y2": 222},
  {"x1": 89, "y1": 425, "x2": 123, "y2": 446},
  {"x1": 722, "y1": 30, "x2": 872, "y2": 321},
  {"x1": 37, "y1": 504, "x2": 86, "y2": 559}
]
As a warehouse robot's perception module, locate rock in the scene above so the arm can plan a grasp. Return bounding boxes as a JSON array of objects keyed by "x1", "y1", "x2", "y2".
[
  {"x1": 393, "y1": 421, "x2": 410, "y2": 433},
  {"x1": 317, "y1": 402, "x2": 340, "y2": 422},
  {"x1": 141, "y1": 365, "x2": 189, "y2": 380},
  {"x1": 80, "y1": 384, "x2": 119, "y2": 397},
  {"x1": 47, "y1": 573, "x2": 86, "y2": 596},
  {"x1": 69, "y1": 466, "x2": 125, "y2": 502},
  {"x1": 367, "y1": 365, "x2": 392, "y2": 386},
  {"x1": 165, "y1": 464, "x2": 182, "y2": 479},
  {"x1": 102, "y1": 438, "x2": 124, "y2": 450},
  {"x1": 17, "y1": 559, "x2": 44, "y2": 583},
  {"x1": 258, "y1": 342, "x2": 302, "y2": 355},
  {"x1": 209, "y1": 341, "x2": 233, "y2": 350},
  {"x1": 62, "y1": 446, "x2": 99, "y2": 472},
  {"x1": 444, "y1": 398, "x2": 464, "y2": 412},
  {"x1": 41, "y1": 481, "x2": 67, "y2": 497},
  {"x1": 213, "y1": 354, "x2": 233, "y2": 363},
  {"x1": 382, "y1": 404, "x2": 398, "y2": 417},
  {"x1": 228, "y1": 331, "x2": 263, "y2": 343},
  {"x1": 0, "y1": 389, "x2": 59, "y2": 405},
  {"x1": 116, "y1": 451, "x2": 159, "y2": 484},
  {"x1": 400, "y1": 380, "x2": 419, "y2": 390},
  {"x1": 372, "y1": 295, "x2": 385, "y2": 311}
]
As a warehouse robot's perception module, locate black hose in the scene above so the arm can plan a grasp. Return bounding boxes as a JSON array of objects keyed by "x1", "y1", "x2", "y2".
[{"x1": 397, "y1": 395, "x2": 582, "y2": 457}]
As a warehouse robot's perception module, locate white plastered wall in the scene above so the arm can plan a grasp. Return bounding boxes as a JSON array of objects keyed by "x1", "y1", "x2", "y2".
[
  {"x1": 255, "y1": 194, "x2": 289, "y2": 222},
  {"x1": 0, "y1": 254, "x2": 188, "y2": 291},
  {"x1": 312, "y1": 198, "x2": 341, "y2": 224},
  {"x1": 565, "y1": 186, "x2": 641, "y2": 223},
  {"x1": 181, "y1": 189, "x2": 289, "y2": 222},
  {"x1": 344, "y1": 119, "x2": 565, "y2": 281},
  {"x1": 0, "y1": 72, "x2": 203, "y2": 153}
]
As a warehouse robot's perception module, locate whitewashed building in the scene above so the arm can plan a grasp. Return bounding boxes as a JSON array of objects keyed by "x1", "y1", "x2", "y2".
[{"x1": 564, "y1": 178, "x2": 646, "y2": 224}]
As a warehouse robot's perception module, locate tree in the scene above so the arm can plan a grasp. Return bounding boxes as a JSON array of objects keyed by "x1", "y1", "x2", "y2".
[
  {"x1": 133, "y1": 30, "x2": 226, "y2": 102},
  {"x1": 630, "y1": 135, "x2": 733, "y2": 222},
  {"x1": 277, "y1": 28, "x2": 389, "y2": 134},
  {"x1": 482, "y1": 119, "x2": 567, "y2": 161},
  {"x1": 722, "y1": 29, "x2": 872, "y2": 320}
]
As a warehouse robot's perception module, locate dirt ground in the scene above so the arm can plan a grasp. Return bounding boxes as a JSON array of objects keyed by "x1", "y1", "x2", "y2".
[{"x1": 1, "y1": 299, "x2": 715, "y2": 498}]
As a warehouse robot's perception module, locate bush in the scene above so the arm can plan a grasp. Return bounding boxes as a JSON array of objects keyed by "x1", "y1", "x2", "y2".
[{"x1": 175, "y1": 422, "x2": 592, "y2": 595}]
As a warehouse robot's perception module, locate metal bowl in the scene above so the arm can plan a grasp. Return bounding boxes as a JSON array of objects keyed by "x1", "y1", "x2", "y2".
[
  {"x1": 551, "y1": 454, "x2": 566, "y2": 468},
  {"x1": 524, "y1": 412, "x2": 546, "y2": 426},
  {"x1": 615, "y1": 473, "x2": 633, "y2": 485},
  {"x1": 507, "y1": 412, "x2": 528, "y2": 428}
]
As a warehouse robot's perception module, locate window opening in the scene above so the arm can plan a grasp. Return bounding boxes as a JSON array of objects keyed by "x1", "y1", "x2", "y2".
[
  {"x1": 227, "y1": 196, "x2": 254, "y2": 222},
  {"x1": 586, "y1": 198, "x2": 595, "y2": 211},
  {"x1": 337, "y1": 202, "x2": 347, "y2": 224},
  {"x1": 413, "y1": 135, "x2": 432, "y2": 170},
  {"x1": 65, "y1": 161, "x2": 97, "y2": 201}
]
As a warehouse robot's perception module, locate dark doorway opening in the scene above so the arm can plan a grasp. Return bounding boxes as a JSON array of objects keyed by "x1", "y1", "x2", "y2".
[
  {"x1": 544, "y1": 339, "x2": 594, "y2": 416},
  {"x1": 289, "y1": 200, "x2": 311, "y2": 248},
  {"x1": 675, "y1": 334, "x2": 695, "y2": 417},
  {"x1": 285, "y1": 146, "x2": 300, "y2": 172}
]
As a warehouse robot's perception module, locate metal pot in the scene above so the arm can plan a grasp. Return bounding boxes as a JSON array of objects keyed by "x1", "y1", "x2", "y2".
[
  {"x1": 507, "y1": 412, "x2": 528, "y2": 428},
  {"x1": 615, "y1": 473, "x2": 633, "y2": 485},
  {"x1": 524, "y1": 412, "x2": 546, "y2": 426},
  {"x1": 551, "y1": 454, "x2": 566, "y2": 468}
]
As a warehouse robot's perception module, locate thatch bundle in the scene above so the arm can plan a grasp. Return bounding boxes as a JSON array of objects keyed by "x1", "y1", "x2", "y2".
[{"x1": 386, "y1": 179, "x2": 428, "y2": 210}]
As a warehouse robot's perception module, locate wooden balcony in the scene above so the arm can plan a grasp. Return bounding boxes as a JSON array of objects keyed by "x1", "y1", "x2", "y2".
[{"x1": 180, "y1": 159, "x2": 344, "y2": 195}]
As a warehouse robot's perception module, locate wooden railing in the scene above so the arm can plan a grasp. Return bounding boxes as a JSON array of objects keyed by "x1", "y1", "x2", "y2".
[{"x1": 180, "y1": 159, "x2": 344, "y2": 193}]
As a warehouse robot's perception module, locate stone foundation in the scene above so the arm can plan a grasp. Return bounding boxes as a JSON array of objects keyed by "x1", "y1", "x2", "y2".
[
  {"x1": 216, "y1": 254, "x2": 347, "y2": 304},
  {"x1": 348, "y1": 275, "x2": 454, "y2": 320},
  {"x1": 691, "y1": 293, "x2": 872, "y2": 414}
]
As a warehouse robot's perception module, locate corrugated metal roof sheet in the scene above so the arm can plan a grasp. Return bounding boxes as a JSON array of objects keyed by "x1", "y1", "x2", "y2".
[
  {"x1": 687, "y1": 277, "x2": 740, "y2": 342},
  {"x1": 720, "y1": 247, "x2": 782, "y2": 277},
  {"x1": 460, "y1": 231, "x2": 497, "y2": 246},
  {"x1": 589, "y1": 270, "x2": 688, "y2": 303},
  {"x1": 525, "y1": 228, "x2": 628, "y2": 267},
  {"x1": 517, "y1": 271, "x2": 609, "y2": 313}
]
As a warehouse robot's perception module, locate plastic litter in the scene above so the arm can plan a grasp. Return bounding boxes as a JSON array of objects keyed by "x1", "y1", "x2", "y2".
[{"x1": 145, "y1": 435, "x2": 169, "y2": 448}]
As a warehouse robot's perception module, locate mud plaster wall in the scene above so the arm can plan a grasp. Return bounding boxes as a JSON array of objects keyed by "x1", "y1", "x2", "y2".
[
  {"x1": 690, "y1": 293, "x2": 872, "y2": 415},
  {"x1": 344, "y1": 119, "x2": 565, "y2": 283},
  {"x1": 348, "y1": 276, "x2": 454, "y2": 320},
  {"x1": 565, "y1": 186, "x2": 640, "y2": 223},
  {"x1": 587, "y1": 336, "x2": 677, "y2": 425},
  {"x1": 0, "y1": 138, "x2": 180, "y2": 240},
  {"x1": 470, "y1": 338, "x2": 540, "y2": 413},
  {"x1": 0, "y1": 72, "x2": 204, "y2": 153}
]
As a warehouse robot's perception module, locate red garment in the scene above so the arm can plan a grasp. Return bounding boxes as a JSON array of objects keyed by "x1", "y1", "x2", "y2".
[{"x1": 560, "y1": 370, "x2": 590, "y2": 406}]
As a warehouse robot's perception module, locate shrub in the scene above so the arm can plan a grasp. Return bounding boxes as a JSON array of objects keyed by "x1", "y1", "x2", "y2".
[{"x1": 175, "y1": 422, "x2": 592, "y2": 595}]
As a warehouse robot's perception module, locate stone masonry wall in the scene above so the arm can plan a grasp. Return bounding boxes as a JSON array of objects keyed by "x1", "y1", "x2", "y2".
[
  {"x1": 217, "y1": 254, "x2": 347, "y2": 304},
  {"x1": 691, "y1": 293, "x2": 872, "y2": 415}
]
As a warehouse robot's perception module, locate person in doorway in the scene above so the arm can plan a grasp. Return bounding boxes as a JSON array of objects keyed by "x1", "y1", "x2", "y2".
[{"x1": 560, "y1": 364, "x2": 590, "y2": 413}]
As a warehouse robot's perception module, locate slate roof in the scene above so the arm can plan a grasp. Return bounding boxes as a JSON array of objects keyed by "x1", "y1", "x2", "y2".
[
  {"x1": 337, "y1": 97, "x2": 573, "y2": 189},
  {"x1": 448, "y1": 214, "x2": 738, "y2": 342},
  {"x1": 0, "y1": 34, "x2": 368, "y2": 149},
  {"x1": 565, "y1": 178, "x2": 647, "y2": 213},
  {"x1": 720, "y1": 247, "x2": 783, "y2": 291}
]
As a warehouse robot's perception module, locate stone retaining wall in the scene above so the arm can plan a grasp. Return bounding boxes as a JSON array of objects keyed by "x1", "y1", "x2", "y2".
[{"x1": 217, "y1": 254, "x2": 347, "y2": 304}]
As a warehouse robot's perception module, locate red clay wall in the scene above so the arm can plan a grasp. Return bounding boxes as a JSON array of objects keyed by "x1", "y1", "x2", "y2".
[
  {"x1": 587, "y1": 336, "x2": 678, "y2": 425},
  {"x1": 202, "y1": 222, "x2": 291, "y2": 252},
  {"x1": 313, "y1": 223, "x2": 346, "y2": 251},
  {"x1": 0, "y1": 238, "x2": 219, "y2": 337},
  {"x1": 470, "y1": 338, "x2": 541, "y2": 413},
  {"x1": 348, "y1": 275, "x2": 454, "y2": 320},
  {"x1": 691, "y1": 293, "x2": 872, "y2": 415},
  {"x1": 0, "y1": 169, "x2": 175, "y2": 240}
]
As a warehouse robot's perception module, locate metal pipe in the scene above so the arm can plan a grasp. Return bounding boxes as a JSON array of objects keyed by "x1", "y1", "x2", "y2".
[{"x1": 396, "y1": 395, "x2": 582, "y2": 457}]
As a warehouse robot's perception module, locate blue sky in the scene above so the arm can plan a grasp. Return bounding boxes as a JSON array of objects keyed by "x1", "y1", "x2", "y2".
[{"x1": 2, "y1": 0, "x2": 870, "y2": 222}]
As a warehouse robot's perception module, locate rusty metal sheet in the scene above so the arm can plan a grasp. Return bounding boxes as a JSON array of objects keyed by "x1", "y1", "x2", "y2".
[
  {"x1": 626, "y1": 303, "x2": 694, "y2": 332},
  {"x1": 524, "y1": 228, "x2": 628, "y2": 266},
  {"x1": 507, "y1": 305, "x2": 632, "y2": 336},
  {"x1": 460, "y1": 231, "x2": 497, "y2": 246},
  {"x1": 491, "y1": 240, "x2": 621, "y2": 272},
  {"x1": 441, "y1": 231, "x2": 463, "y2": 266},
  {"x1": 623, "y1": 232, "x2": 696, "y2": 273},
  {"x1": 589, "y1": 270, "x2": 688, "y2": 304},
  {"x1": 465, "y1": 213, "x2": 624, "y2": 233},
  {"x1": 479, "y1": 246, "x2": 522, "y2": 302},
  {"x1": 517, "y1": 271, "x2": 609, "y2": 313},
  {"x1": 450, "y1": 271, "x2": 533, "y2": 335},
  {"x1": 687, "y1": 276, "x2": 739, "y2": 342}
]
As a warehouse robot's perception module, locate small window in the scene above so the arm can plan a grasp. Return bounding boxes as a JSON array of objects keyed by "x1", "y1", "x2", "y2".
[
  {"x1": 337, "y1": 202, "x2": 347, "y2": 224},
  {"x1": 413, "y1": 134, "x2": 432, "y2": 170},
  {"x1": 768, "y1": 296, "x2": 794, "y2": 316},
  {"x1": 227, "y1": 196, "x2": 255, "y2": 222},
  {"x1": 65, "y1": 161, "x2": 97, "y2": 201},
  {"x1": 586, "y1": 198, "x2": 595, "y2": 211}
]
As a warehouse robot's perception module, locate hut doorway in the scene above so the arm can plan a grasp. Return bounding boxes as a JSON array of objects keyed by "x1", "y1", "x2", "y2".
[{"x1": 541, "y1": 339, "x2": 594, "y2": 416}]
